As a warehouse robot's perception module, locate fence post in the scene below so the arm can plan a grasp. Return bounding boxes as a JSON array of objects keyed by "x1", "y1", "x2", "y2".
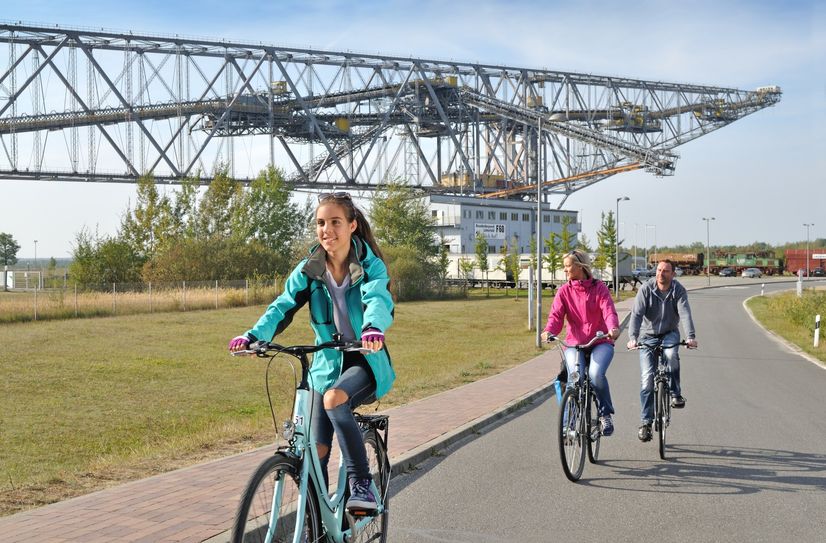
[
  {"x1": 816, "y1": 314, "x2": 821, "y2": 348},
  {"x1": 149, "y1": 281, "x2": 153, "y2": 313},
  {"x1": 183, "y1": 280, "x2": 187, "y2": 311},
  {"x1": 74, "y1": 284, "x2": 78, "y2": 317},
  {"x1": 245, "y1": 279, "x2": 249, "y2": 306},
  {"x1": 112, "y1": 282, "x2": 116, "y2": 314},
  {"x1": 34, "y1": 284, "x2": 38, "y2": 321},
  {"x1": 215, "y1": 280, "x2": 219, "y2": 309}
]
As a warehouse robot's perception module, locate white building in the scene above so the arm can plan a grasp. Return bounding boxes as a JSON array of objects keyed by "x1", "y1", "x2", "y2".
[{"x1": 426, "y1": 194, "x2": 579, "y2": 283}]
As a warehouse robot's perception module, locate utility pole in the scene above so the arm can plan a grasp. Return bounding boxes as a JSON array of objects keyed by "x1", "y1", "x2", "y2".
[
  {"x1": 615, "y1": 197, "x2": 629, "y2": 298},
  {"x1": 703, "y1": 217, "x2": 715, "y2": 285}
]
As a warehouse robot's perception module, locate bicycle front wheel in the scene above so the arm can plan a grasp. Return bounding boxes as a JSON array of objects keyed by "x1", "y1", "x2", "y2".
[
  {"x1": 350, "y1": 429, "x2": 390, "y2": 543},
  {"x1": 656, "y1": 383, "x2": 668, "y2": 460},
  {"x1": 558, "y1": 388, "x2": 586, "y2": 482},
  {"x1": 231, "y1": 453, "x2": 322, "y2": 543},
  {"x1": 587, "y1": 389, "x2": 601, "y2": 464}
]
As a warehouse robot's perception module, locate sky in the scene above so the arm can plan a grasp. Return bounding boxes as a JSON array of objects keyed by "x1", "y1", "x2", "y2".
[{"x1": 1, "y1": 0, "x2": 824, "y2": 259}]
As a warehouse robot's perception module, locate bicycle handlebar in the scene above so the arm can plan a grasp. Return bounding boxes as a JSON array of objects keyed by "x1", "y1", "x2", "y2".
[
  {"x1": 545, "y1": 331, "x2": 607, "y2": 350},
  {"x1": 628, "y1": 340, "x2": 695, "y2": 351},
  {"x1": 231, "y1": 339, "x2": 369, "y2": 357}
]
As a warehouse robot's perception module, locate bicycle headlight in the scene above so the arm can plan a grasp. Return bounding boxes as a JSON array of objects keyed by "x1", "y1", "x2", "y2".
[
  {"x1": 281, "y1": 420, "x2": 295, "y2": 441},
  {"x1": 569, "y1": 371, "x2": 580, "y2": 383}
]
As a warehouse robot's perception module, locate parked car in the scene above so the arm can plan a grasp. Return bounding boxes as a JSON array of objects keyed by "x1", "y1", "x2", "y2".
[
  {"x1": 674, "y1": 266, "x2": 684, "y2": 277},
  {"x1": 812, "y1": 267, "x2": 825, "y2": 277},
  {"x1": 633, "y1": 267, "x2": 653, "y2": 279},
  {"x1": 741, "y1": 267, "x2": 763, "y2": 278},
  {"x1": 718, "y1": 267, "x2": 736, "y2": 277}
]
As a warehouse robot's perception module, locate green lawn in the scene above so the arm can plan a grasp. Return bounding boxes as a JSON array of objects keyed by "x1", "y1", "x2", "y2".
[
  {"x1": 0, "y1": 293, "x2": 552, "y2": 515},
  {"x1": 746, "y1": 288, "x2": 826, "y2": 364}
]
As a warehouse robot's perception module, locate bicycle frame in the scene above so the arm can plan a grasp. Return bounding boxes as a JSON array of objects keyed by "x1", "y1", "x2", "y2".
[{"x1": 254, "y1": 345, "x2": 387, "y2": 543}]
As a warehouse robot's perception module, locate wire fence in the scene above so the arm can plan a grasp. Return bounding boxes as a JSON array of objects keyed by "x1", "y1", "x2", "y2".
[{"x1": 0, "y1": 279, "x2": 281, "y2": 323}]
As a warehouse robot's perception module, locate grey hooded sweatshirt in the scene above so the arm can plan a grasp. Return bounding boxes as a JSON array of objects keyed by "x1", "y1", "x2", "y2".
[{"x1": 627, "y1": 278, "x2": 696, "y2": 342}]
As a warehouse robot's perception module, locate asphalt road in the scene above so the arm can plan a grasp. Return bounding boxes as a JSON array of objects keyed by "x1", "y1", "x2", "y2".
[{"x1": 387, "y1": 281, "x2": 826, "y2": 542}]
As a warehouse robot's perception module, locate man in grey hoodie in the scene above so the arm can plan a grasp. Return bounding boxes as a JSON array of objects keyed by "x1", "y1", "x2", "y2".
[{"x1": 627, "y1": 259, "x2": 698, "y2": 442}]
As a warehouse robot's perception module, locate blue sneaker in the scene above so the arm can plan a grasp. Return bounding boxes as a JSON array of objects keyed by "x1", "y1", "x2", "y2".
[
  {"x1": 346, "y1": 478, "x2": 377, "y2": 515},
  {"x1": 600, "y1": 415, "x2": 614, "y2": 436}
]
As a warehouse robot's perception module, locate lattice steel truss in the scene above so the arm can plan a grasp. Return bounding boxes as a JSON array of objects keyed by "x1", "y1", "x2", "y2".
[{"x1": 0, "y1": 22, "x2": 780, "y2": 199}]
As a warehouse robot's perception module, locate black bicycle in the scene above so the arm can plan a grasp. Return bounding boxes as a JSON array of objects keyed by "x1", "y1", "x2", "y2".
[
  {"x1": 547, "y1": 332, "x2": 607, "y2": 482},
  {"x1": 634, "y1": 340, "x2": 691, "y2": 459}
]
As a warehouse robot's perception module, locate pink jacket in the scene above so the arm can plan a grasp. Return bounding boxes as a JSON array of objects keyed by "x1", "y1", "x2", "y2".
[{"x1": 544, "y1": 279, "x2": 619, "y2": 347}]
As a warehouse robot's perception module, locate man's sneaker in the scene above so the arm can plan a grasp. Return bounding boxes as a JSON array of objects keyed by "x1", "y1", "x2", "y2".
[
  {"x1": 600, "y1": 415, "x2": 614, "y2": 436},
  {"x1": 638, "y1": 423, "x2": 652, "y2": 442},
  {"x1": 346, "y1": 478, "x2": 377, "y2": 515},
  {"x1": 671, "y1": 395, "x2": 686, "y2": 409}
]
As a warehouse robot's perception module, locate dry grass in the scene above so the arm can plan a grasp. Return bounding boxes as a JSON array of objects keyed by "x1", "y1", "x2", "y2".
[
  {"x1": 0, "y1": 293, "x2": 550, "y2": 516},
  {"x1": 0, "y1": 282, "x2": 278, "y2": 323},
  {"x1": 746, "y1": 288, "x2": 826, "y2": 364}
]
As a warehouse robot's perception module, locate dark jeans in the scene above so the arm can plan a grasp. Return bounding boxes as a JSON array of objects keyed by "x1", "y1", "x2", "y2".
[
  {"x1": 311, "y1": 352, "x2": 376, "y2": 481},
  {"x1": 639, "y1": 330, "x2": 681, "y2": 423}
]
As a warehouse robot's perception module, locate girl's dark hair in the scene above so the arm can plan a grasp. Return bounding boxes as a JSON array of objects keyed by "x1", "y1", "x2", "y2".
[{"x1": 317, "y1": 192, "x2": 385, "y2": 261}]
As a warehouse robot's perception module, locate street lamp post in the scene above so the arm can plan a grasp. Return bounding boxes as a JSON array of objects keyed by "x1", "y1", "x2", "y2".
[
  {"x1": 33, "y1": 239, "x2": 38, "y2": 290},
  {"x1": 804, "y1": 223, "x2": 814, "y2": 279},
  {"x1": 703, "y1": 217, "x2": 715, "y2": 286},
  {"x1": 616, "y1": 197, "x2": 630, "y2": 298}
]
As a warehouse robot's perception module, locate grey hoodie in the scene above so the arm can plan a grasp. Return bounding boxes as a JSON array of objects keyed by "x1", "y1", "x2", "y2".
[{"x1": 628, "y1": 278, "x2": 696, "y2": 342}]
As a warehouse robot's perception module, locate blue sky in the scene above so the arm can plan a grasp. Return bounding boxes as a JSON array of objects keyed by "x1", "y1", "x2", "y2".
[{"x1": 2, "y1": 0, "x2": 824, "y2": 258}]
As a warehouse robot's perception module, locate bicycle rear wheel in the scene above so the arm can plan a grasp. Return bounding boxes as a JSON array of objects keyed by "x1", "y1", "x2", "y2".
[
  {"x1": 587, "y1": 389, "x2": 601, "y2": 464},
  {"x1": 231, "y1": 453, "x2": 322, "y2": 543},
  {"x1": 558, "y1": 388, "x2": 586, "y2": 481},
  {"x1": 350, "y1": 429, "x2": 390, "y2": 543},
  {"x1": 656, "y1": 383, "x2": 668, "y2": 460}
]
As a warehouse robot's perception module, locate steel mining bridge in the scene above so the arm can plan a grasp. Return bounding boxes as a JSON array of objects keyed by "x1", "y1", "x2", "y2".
[{"x1": 0, "y1": 21, "x2": 780, "y2": 200}]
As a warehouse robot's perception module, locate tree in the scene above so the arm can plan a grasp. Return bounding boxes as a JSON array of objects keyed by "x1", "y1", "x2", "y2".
[
  {"x1": 458, "y1": 258, "x2": 475, "y2": 289},
  {"x1": 370, "y1": 182, "x2": 438, "y2": 259},
  {"x1": 435, "y1": 235, "x2": 451, "y2": 295},
  {"x1": 544, "y1": 232, "x2": 562, "y2": 285},
  {"x1": 196, "y1": 169, "x2": 245, "y2": 239},
  {"x1": 594, "y1": 211, "x2": 618, "y2": 281},
  {"x1": 69, "y1": 228, "x2": 143, "y2": 286},
  {"x1": 497, "y1": 237, "x2": 522, "y2": 299},
  {"x1": 559, "y1": 215, "x2": 576, "y2": 253},
  {"x1": 120, "y1": 174, "x2": 175, "y2": 259},
  {"x1": 577, "y1": 234, "x2": 593, "y2": 253},
  {"x1": 244, "y1": 166, "x2": 306, "y2": 274},
  {"x1": 0, "y1": 232, "x2": 21, "y2": 291},
  {"x1": 474, "y1": 231, "x2": 490, "y2": 297}
]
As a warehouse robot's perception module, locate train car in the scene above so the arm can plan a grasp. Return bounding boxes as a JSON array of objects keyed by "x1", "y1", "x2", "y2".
[
  {"x1": 648, "y1": 253, "x2": 704, "y2": 275},
  {"x1": 785, "y1": 249, "x2": 826, "y2": 275},
  {"x1": 708, "y1": 252, "x2": 783, "y2": 275}
]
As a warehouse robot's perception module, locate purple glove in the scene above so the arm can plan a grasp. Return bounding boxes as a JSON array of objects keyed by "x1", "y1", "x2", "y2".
[
  {"x1": 361, "y1": 328, "x2": 384, "y2": 345},
  {"x1": 228, "y1": 335, "x2": 250, "y2": 352}
]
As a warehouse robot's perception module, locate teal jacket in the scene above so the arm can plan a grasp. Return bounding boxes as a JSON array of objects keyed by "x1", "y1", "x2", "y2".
[{"x1": 245, "y1": 236, "x2": 395, "y2": 398}]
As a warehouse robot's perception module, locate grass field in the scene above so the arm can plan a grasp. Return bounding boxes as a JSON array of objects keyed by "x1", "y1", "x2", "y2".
[
  {"x1": 746, "y1": 288, "x2": 826, "y2": 364},
  {"x1": 0, "y1": 291, "x2": 553, "y2": 516}
]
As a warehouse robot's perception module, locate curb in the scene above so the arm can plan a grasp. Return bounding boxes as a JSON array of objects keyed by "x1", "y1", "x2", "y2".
[{"x1": 389, "y1": 308, "x2": 634, "y2": 478}]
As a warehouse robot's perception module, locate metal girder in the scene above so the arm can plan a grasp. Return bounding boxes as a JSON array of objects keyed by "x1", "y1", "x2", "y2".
[{"x1": 0, "y1": 21, "x2": 780, "y2": 197}]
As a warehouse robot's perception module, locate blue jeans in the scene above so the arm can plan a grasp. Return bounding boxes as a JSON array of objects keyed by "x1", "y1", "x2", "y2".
[
  {"x1": 564, "y1": 342, "x2": 615, "y2": 417},
  {"x1": 639, "y1": 330, "x2": 681, "y2": 423},
  {"x1": 311, "y1": 353, "x2": 377, "y2": 481}
]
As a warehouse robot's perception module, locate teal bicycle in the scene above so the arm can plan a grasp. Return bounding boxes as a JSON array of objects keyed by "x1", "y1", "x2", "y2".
[{"x1": 230, "y1": 337, "x2": 390, "y2": 543}]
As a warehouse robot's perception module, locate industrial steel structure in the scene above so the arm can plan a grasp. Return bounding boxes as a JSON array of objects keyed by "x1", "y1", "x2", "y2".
[{"x1": 0, "y1": 21, "x2": 780, "y2": 204}]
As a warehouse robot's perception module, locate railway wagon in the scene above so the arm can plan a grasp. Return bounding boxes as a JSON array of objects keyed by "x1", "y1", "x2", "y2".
[
  {"x1": 784, "y1": 249, "x2": 826, "y2": 275},
  {"x1": 708, "y1": 252, "x2": 783, "y2": 275},
  {"x1": 648, "y1": 253, "x2": 704, "y2": 275}
]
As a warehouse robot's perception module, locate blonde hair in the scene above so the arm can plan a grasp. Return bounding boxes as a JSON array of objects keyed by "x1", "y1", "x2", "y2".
[{"x1": 564, "y1": 249, "x2": 592, "y2": 279}]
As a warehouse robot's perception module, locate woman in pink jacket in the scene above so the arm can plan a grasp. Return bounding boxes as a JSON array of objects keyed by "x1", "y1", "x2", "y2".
[{"x1": 541, "y1": 249, "x2": 620, "y2": 436}]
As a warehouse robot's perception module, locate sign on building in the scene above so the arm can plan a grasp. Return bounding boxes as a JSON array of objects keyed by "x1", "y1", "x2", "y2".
[{"x1": 475, "y1": 223, "x2": 506, "y2": 240}]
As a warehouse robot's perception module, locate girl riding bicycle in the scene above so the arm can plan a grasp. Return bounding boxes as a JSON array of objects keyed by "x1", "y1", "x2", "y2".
[
  {"x1": 541, "y1": 250, "x2": 620, "y2": 436},
  {"x1": 228, "y1": 191, "x2": 393, "y2": 515}
]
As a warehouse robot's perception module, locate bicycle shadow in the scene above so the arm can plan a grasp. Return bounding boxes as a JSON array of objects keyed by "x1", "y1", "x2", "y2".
[{"x1": 582, "y1": 444, "x2": 826, "y2": 495}]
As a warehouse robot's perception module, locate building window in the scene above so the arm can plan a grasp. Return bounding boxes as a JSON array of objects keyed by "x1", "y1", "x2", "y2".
[
  {"x1": 522, "y1": 213, "x2": 529, "y2": 222},
  {"x1": 511, "y1": 213, "x2": 518, "y2": 221},
  {"x1": 432, "y1": 210, "x2": 438, "y2": 218},
  {"x1": 500, "y1": 212, "x2": 507, "y2": 220},
  {"x1": 488, "y1": 211, "x2": 495, "y2": 219},
  {"x1": 543, "y1": 215, "x2": 550, "y2": 223},
  {"x1": 488, "y1": 244, "x2": 495, "y2": 253},
  {"x1": 476, "y1": 210, "x2": 484, "y2": 219},
  {"x1": 463, "y1": 209, "x2": 470, "y2": 218},
  {"x1": 554, "y1": 215, "x2": 561, "y2": 223}
]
